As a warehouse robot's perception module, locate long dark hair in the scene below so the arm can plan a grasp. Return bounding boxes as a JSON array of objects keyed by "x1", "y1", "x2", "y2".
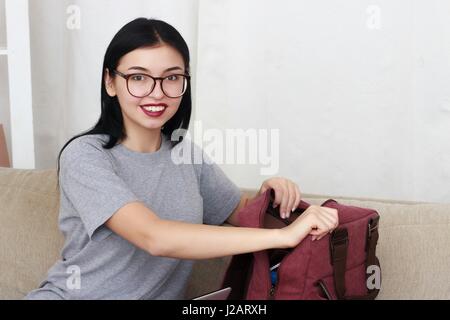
[{"x1": 56, "y1": 18, "x2": 191, "y2": 177}]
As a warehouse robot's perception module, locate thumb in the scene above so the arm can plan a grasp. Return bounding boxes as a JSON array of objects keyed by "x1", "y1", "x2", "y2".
[{"x1": 309, "y1": 229, "x2": 325, "y2": 236}]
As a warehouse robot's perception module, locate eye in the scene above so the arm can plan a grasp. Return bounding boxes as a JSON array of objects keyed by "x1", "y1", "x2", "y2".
[
  {"x1": 166, "y1": 75, "x2": 179, "y2": 81},
  {"x1": 130, "y1": 74, "x2": 146, "y2": 81}
]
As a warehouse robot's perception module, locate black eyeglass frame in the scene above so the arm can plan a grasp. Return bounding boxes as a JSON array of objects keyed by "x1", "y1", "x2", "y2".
[{"x1": 112, "y1": 70, "x2": 191, "y2": 98}]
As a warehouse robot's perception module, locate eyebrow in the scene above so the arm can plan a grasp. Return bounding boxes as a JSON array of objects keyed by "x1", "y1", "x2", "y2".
[{"x1": 127, "y1": 66, "x2": 183, "y2": 73}]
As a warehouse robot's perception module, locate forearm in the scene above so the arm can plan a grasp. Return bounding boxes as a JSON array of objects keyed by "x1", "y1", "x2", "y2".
[
  {"x1": 107, "y1": 201, "x2": 310, "y2": 260},
  {"x1": 148, "y1": 219, "x2": 290, "y2": 260}
]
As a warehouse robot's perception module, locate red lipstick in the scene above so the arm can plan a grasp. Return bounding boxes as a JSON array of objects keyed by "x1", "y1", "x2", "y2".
[{"x1": 139, "y1": 103, "x2": 168, "y2": 118}]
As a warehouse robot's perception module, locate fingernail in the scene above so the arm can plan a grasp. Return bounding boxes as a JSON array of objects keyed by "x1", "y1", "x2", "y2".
[
  {"x1": 291, "y1": 208, "x2": 295, "y2": 212},
  {"x1": 273, "y1": 203, "x2": 277, "y2": 208}
]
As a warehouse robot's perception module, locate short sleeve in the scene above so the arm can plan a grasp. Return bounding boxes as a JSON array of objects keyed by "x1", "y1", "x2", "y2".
[
  {"x1": 59, "y1": 137, "x2": 140, "y2": 241},
  {"x1": 199, "y1": 150, "x2": 242, "y2": 226}
]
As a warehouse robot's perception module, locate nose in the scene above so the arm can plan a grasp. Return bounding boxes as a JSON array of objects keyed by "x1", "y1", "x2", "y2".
[{"x1": 149, "y1": 79, "x2": 165, "y2": 99}]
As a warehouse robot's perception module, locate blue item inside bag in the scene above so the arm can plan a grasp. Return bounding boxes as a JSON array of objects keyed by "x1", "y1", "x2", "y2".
[{"x1": 270, "y1": 262, "x2": 280, "y2": 285}]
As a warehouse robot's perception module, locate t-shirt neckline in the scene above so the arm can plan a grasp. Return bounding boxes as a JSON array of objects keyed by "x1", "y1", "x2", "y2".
[{"x1": 115, "y1": 133, "x2": 171, "y2": 158}]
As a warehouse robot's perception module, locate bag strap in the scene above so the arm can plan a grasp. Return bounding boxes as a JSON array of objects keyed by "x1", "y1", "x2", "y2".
[
  {"x1": 366, "y1": 216, "x2": 380, "y2": 268},
  {"x1": 330, "y1": 227, "x2": 349, "y2": 299},
  {"x1": 328, "y1": 216, "x2": 381, "y2": 300},
  {"x1": 345, "y1": 216, "x2": 381, "y2": 300},
  {"x1": 362, "y1": 216, "x2": 381, "y2": 299}
]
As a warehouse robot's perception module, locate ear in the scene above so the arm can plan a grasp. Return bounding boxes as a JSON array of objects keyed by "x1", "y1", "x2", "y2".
[{"x1": 104, "y1": 68, "x2": 117, "y2": 97}]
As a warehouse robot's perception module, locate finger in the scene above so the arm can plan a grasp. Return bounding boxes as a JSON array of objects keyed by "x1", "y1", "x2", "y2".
[
  {"x1": 309, "y1": 215, "x2": 331, "y2": 237},
  {"x1": 316, "y1": 219, "x2": 335, "y2": 240},
  {"x1": 322, "y1": 208, "x2": 339, "y2": 227},
  {"x1": 320, "y1": 207, "x2": 338, "y2": 225},
  {"x1": 323, "y1": 207, "x2": 339, "y2": 219},
  {"x1": 318, "y1": 226, "x2": 336, "y2": 240},
  {"x1": 310, "y1": 229, "x2": 328, "y2": 240},
  {"x1": 279, "y1": 184, "x2": 290, "y2": 219},
  {"x1": 315, "y1": 214, "x2": 335, "y2": 234},
  {"x1": 272, "y1": 185, "x2": 283, "y2": 209},
  {"x1": 317, "y1": 234, "x2": 328, "y2": 241},
  {"x1": 285, "y1": 182, "x2": 297, "y2": 218},
  {"x1": 318, "y1": 209, "x2": 337, "y2": 229},
  {"x1": 313, "y1": 221, "x2": 334, "y2": 241},
  {"x1": 310, "y1": 229, "x2": 325, "y2": 236},
  {"x1": 293, "y1": 185, "x2": 302, "y2": 212}
]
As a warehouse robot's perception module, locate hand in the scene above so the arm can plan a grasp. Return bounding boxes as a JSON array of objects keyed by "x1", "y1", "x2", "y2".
[
  {"x1": 258, "y1": 177, "x2": 301, "y2": 219},
  {"x1": 282, "y1": 205, "x2": 339, "y2": 247}
]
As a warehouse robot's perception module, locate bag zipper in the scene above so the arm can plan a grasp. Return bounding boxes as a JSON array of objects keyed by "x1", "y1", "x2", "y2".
[
  {"x1": 268, "y1": 263, "x2": 279, "y2": 299},
  {"x1": 267, "y1": 251, "x2": 292, "y2": 299}
]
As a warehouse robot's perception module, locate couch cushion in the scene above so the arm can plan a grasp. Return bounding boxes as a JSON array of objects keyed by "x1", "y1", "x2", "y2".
[{"x1": 0, "y1": 168, "x2": 64, "y2": 299}]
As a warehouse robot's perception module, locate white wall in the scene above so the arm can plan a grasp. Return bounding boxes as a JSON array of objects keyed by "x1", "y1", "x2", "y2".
[
  {"x1": 1, "y1": 0, "x2": 449, "y2": 203},
  {"x1": 195, "y1": 0, "x2": 450, "y2": 203},
  {"x1": 0, "y1": 0, "x2": 11, "y2": 164}
]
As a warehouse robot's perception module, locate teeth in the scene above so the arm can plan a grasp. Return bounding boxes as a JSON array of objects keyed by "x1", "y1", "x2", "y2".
[{"x1": 142, "y1": 106, "x2": 165, "y2": 112}]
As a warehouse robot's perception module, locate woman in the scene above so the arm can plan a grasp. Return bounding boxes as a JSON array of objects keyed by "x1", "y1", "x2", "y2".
[{"x1": 26, "y1": 18, "x2": 338, "y2": 300}]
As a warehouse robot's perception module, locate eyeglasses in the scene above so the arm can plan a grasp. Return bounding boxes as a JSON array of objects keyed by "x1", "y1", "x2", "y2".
[{"x1": 113, "y1": 70, "x2": 190, "y2": 98}]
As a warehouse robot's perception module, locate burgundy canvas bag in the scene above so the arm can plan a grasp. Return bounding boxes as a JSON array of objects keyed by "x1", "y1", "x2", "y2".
[{"x1": 222, "y1": 189, "x2": 381, "y2": 300}]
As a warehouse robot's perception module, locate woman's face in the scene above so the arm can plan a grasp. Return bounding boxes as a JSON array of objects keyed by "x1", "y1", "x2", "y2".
[{"x1": 105, "y1": 44, "x2": 186, "y2": 133}]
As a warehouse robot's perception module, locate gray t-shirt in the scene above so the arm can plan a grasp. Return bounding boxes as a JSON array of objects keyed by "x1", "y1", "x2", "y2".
[{"x1": 25, "y1": 133, "x2": 241, "y2": 300}]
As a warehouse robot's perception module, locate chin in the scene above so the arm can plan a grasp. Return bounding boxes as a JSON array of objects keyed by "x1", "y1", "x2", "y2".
[
  {"x1": 144, "y1": 117, "x2": 173, "y2": 128},
  {"x1": 141, "y1": 123, "x2": 165, "y2": 130}
]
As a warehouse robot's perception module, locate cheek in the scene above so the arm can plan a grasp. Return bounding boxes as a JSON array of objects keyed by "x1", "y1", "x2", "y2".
[
  {"x1": 166, "y1": 100, "x2": 182, "y2": 116},
  {"x1": 116, "y1": 88, "x2": 141, "y2": 110}
]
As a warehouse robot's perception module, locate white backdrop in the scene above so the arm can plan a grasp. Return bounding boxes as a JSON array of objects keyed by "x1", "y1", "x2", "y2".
[{"x1": 0, "y1": 0, "x2": 449, "y2": 203}]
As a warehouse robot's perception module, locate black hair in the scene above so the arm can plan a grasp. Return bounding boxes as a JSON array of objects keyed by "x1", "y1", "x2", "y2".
[{"x1": 56, "y1": 18, "x2": 191, "y2": 177}]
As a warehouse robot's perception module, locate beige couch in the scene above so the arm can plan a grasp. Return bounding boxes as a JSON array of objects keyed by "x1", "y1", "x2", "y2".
[{"x1": 1, "y1": 167, "x2": 449, "y2": 300}]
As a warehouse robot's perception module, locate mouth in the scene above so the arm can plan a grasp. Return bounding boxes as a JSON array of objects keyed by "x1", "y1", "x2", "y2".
[{"x1": 139, "y1": 103, "x2": 168, "y2": 118}]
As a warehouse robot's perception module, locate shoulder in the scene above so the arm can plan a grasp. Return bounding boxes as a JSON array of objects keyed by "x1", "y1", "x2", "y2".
[{"x1": 61, "y1": 134, "x2": 111, "y2": 165}]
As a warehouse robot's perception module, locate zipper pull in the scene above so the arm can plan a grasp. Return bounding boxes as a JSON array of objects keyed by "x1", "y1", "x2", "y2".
[{"x1": 269, "y1": 285, "x2": 275, "y2": 297}]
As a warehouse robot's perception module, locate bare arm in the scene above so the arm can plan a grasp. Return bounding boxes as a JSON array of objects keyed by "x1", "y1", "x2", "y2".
[
  {"x1": 106, "y1": 201, "x2": 337, "y2": 260},
  {"x1": 106, "y1": 201, "x2": 294, "y2": 259}
]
